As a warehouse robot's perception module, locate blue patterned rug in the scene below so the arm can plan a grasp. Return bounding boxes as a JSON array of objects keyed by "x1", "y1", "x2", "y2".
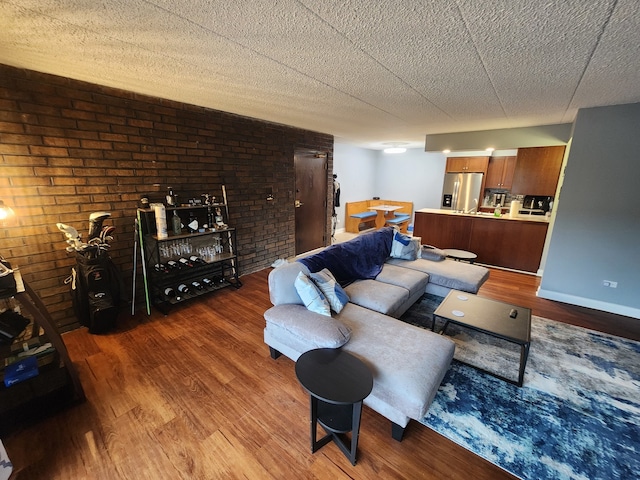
[{"x1": 401, "y1": 296, "x2": 640, "y2": 480}]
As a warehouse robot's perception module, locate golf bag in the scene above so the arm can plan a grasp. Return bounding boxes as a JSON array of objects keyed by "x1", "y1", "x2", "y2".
[{"x1": 70, "y1": 250, "x2": 123, "y2": 334}]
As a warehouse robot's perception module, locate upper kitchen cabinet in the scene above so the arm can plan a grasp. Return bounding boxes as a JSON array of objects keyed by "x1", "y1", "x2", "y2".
[
  {"x1": 445, "y1": 156, "x2": 489, "y2": 173},
  {"x1": 511, "y1": 146, "x2": 565, "y2": 196},
  {"x1": 485, "y1": 155, "x2": 517, "y2": 190}
]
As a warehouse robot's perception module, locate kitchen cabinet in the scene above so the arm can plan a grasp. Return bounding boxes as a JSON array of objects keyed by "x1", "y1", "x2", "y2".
[
  {"x1": 485, "y1": 156, "x2": 517, "y2": 189},
  {"x1": 413, "y1": 210, "x2": 549, "y2": 273},
  {"x1": 511, "y1": 146, "x2": 565, "y2": 196},
  {"x1": 413, "y1": 212, "x2": 471, "y2": 250},
  {"x1": 469, "y1": 217, "x2": 548, "y2": 273},
  {"x1": 445, "y1": 156, "x2": 489, "y2": 173}
]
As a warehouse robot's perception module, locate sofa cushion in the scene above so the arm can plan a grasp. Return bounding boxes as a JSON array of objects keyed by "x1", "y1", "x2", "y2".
[
  {"x1": 344, "y1": 279, "x2": 409, "y2": 317},
  {"x1": 310, "y1": 268, "x2": 350, "y2": 313},
  {"x1": 268, "y1": 262, "x2": 310, "y2": 306},
  {"x1": 294, "y1": 271, "x2": 331, "y2": 316},
  {"x1": 420, "y1": 245, "x2": 446, "y2": 261},
  {"x1": 386, "y1": 257, "x2": 489, "y2": 294},
  {"x1": 375, "y1": 264, "x2": 429, "y2": 299},
  {"x1": 336, "y1": 303, "x2": 455, "y2": 421},
  {"x1": 264, "y1": 304, "x2": 351, "y2": 349}
]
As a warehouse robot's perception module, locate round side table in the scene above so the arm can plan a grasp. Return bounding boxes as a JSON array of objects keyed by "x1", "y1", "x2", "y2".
[
  {"x1": 295, "y1": 348, "x2": 373, "y2": 465},
  {"x1": 443, "y1": 248, "x2": 477, "y2": 263}
]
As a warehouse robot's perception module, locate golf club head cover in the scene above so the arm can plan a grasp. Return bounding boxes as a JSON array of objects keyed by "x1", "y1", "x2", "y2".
[{"x1": 88, "y1": 212, "x2": 111, "y2": 240}]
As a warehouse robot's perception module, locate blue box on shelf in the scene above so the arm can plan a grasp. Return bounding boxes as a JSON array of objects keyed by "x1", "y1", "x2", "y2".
[{"x1": 4, "y1": 356, "x2": 39, "y2": 387}]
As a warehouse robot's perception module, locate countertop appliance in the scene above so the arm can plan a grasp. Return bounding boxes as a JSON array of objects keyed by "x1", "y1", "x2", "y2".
[
  {"x1": 442, "y1": 173, "x2": 483, "y2": 213},
  {"x1": 519, "y1": 195, "x2": 553, "y2": 215}
]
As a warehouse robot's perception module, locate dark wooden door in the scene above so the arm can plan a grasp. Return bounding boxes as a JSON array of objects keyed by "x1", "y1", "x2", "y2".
[{"x1": 294, "y1": 150, "x2": 327, "y2": 255}]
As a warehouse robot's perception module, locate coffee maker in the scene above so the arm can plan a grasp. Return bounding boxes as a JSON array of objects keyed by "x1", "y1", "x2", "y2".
[{"x1": 492, "y1": 193, "x2": 506, "y2": 207}]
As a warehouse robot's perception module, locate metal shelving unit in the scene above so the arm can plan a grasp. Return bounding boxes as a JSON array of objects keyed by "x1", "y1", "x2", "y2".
[{"x1": 136, "y1": 186, "x2": 241, "y2": 315}]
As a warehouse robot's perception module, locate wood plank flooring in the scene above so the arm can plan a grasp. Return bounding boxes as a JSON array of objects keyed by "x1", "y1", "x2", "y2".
[{"x1": 4, "y1": 267, "x2": 638, "y2": 479}]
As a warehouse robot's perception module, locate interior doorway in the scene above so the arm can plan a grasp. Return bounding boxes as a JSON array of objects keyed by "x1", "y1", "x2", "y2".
[{"x1": 294, "y1": 150, "x2": 328, "y2": 255}]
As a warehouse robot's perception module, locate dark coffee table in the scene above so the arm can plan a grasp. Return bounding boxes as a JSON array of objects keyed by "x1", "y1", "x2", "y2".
[
  {"x1": 295, "y1": 348, "x2": 373, "y2": 465},
  {"x1": 434, "y1": 290, "x2": 531, "y2": 387},
  {"x1": 443, "y1": 248, "x2": 477, "y2": 263}
]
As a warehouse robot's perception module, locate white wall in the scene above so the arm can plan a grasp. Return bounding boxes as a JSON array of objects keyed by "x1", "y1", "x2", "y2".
[
  {"x1": 332, "y1": 143, "x2": 378, "y2": 230},
  {"x1": 374, "y1": 149, "x2": 446, "y2": 214},
  {"x1": 334, "y1": 143, "x2": 446, "y2": 229},
  {"x1": 539, "y1": 103, "x2": 640, "y2": 319}
]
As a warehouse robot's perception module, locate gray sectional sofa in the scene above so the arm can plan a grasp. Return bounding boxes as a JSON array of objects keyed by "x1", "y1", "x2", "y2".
[{"x1": 263, "y1": 227, "x2": 490, "y2": 440}]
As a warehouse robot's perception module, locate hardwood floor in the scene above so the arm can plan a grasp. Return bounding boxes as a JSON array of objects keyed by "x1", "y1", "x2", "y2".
[{"x1": 4, "y1": 267, "x2": 638, "y2": 479}]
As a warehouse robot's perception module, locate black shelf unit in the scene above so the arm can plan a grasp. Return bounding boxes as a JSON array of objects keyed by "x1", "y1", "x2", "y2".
[
  {"x1": 0, "y1": 269, "x2": 85, "y2": 435},
  {"x1": 136, "y1": 187, "x2": 241, "y2": 314}
]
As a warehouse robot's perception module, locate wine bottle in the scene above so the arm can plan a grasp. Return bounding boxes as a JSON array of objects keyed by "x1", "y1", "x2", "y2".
[
  {"x1": 178, "y1": 257, "x2": 193, "y2": 267},
  {"x1": 154, "y1": 263, "x2": 169, "y2": 273},
  {"x1": 164, "y1": 287, "x2": 176, "y2": 299},
  {"x1": 177, "y1": 283, "x2": 190, "y2": 294},
  {"x1": 167, "y1": 260, "x2": 179, "y2": 270},
  {"x1": 191, "y1": 281, "x2": 203, "y2": 290}
]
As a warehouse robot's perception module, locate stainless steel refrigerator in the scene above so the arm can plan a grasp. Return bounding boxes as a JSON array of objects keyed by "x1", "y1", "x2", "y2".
[{"x1": 441, "y1": 173, "x2": 483, "y2": 212}]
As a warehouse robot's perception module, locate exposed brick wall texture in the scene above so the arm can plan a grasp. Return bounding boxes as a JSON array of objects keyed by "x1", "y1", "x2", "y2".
[{"x1": 0, "y1": 64, "x2": 333, "y2": 331}]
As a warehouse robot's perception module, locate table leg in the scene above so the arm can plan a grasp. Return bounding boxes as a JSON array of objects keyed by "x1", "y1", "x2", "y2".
[
  {"x1": 517, "y1": 342, "x2": 530, "y2": 387},
  {"x1": 374, "y1": 211, "x2": 386, "y2": 229},
  {"x1": 309, "y1": 396, "x2": 333, "y2": 453},
  {"x1": 348, "y1": 400, "x2": 363, "y2": 465}
]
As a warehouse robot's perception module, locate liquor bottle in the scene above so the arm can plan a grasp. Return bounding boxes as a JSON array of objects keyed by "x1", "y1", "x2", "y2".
[
  {"x1": 166, "y1": 187, "x2": 175, "y2": 206},
  {"x1": 187, "y1": 211, "x2": 198, "y2": 233},
  {"x1": 171, "y1": 210, "x2": 181, "y2": 235}
]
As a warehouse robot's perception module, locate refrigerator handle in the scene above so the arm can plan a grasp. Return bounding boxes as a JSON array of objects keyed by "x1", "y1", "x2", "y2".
[{"x1": 452, "y1": 181, "x2": 460, "y2": 211}]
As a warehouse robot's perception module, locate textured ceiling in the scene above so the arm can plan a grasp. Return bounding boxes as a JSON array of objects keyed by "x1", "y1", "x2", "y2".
[{"x1": 1, "y1": 0, "x2": 639, "y2": 149}]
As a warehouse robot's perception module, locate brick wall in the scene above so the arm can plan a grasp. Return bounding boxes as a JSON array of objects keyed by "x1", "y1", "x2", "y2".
[{"x1": 0, "y1": 64, "x2": 333, "y2": 330}]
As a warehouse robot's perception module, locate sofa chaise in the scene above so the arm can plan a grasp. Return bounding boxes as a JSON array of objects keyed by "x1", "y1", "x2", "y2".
[{"x1": 263, "y1": 227, "x2": 489, "y2": 440}]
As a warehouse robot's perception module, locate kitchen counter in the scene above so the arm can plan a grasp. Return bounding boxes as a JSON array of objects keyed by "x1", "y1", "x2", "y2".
[
  {"x1": 413, "y1": 209, "x2": 550, "y2": 273},
  {"x1": 416, "y1": 208, "x2": 549, "y2": 223}
]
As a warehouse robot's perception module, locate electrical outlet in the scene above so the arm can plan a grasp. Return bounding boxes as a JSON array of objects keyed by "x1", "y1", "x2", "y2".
[{"x1": 602, "y1": 280, "x2": 618, "y2": 288}]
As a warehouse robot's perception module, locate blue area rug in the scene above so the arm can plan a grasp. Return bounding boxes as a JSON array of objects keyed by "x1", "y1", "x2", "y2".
[{"x1": 401, "y1": 297, "x2": 640, "y2": 480}]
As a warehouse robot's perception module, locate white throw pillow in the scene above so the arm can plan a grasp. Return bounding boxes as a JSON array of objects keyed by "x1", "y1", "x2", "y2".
[
  {"x1": 294, "y1": 271, "x2": 331, "y2": 316},
  {"x1": 310, "y1": 268, "x2": 350, "y2": 313}
]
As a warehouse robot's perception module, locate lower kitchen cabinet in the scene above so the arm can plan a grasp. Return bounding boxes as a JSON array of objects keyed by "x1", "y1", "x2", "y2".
[{"x1": 413, "y1": 211, "x2": 548, "y2": 273}]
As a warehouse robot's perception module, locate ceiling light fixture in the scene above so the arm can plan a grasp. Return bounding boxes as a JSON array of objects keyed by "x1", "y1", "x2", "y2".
[
  {"x1": 442, "y1": 149, "x2": 451, "y2": 154},
  {"x1": 382, "y1": 142, "x2": 409, "y2": 154}
]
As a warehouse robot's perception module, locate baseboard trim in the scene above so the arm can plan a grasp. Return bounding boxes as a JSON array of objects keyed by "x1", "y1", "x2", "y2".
[{"x1": 536, "y1": 288, "x2": 640, "y2": 319}]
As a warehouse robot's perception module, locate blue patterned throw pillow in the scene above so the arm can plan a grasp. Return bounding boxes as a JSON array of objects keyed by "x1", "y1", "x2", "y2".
[
  {"x1": 310, "y1": 268, "x2": 350, "y2": 313},
  {"x1": 391, "y1": 231, "x2": 420, "y2": 260},
  {"x1": 294, "y1": 271, "x2": 331, "y2": 316}
]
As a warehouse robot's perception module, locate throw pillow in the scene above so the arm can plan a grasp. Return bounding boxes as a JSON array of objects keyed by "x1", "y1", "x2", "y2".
[
  {"x1": 310, "y1": 268, "x2": 350, "y2": 313},
  {"x1": 294, "y1": 271, "x2": 331, "y2": 316},
  {"x1": 390, "y1": 231, "x2": 421, "y2": 260},
  {"x1": 421, "y1": 244, "x2": 446, "y2": 261}
]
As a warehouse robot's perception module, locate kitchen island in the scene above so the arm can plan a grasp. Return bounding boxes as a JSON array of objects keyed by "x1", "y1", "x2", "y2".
[{"x1": 413, "y1": 208, "x2": 549, "y2": 273}]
